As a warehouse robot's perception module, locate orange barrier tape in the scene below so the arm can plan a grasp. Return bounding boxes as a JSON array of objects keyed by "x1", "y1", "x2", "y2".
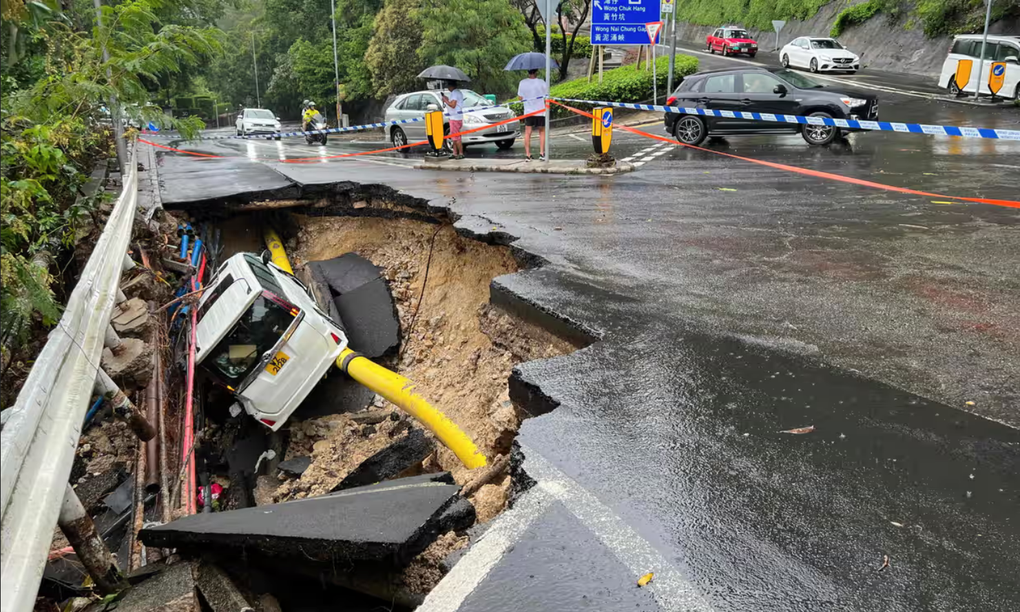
[
  {"x1": 138, "y1": 108, "x2": 549, "y2": 163},
  {"x1": 550, "y1": 100, "x2": 1020, "y2": 209}
]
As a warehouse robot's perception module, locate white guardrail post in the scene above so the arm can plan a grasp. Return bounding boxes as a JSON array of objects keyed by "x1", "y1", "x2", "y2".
[{"x1": 1, "y1": 143, "x2": 140, "y2": 612}]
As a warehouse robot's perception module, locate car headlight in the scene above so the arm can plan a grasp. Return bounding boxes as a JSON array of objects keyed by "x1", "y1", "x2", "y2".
[
  {"x1": 820, "y1": 55, "x2": 833, "y2": 61},
  {"x1": 274, "y1": 122, "x2": 282, "y2": 130},
  {"x1": 464, "y1": 115, "x2": 484, "y2": 125},
  {"x1": 840, "y1": 97, "x2": 868, "y2": 108}
]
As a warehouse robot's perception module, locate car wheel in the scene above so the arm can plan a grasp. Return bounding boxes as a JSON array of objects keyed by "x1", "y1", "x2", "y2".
[
  {"x1": 391, "y1": 126, "x2": 408, "y2": 148},
  {"x1": 708, "y1": 43, "x2": 714, "y2": 54},
  {"x1": 1014, "y1": 82, "x2": 1020, "y2": 101},
  {"x1": 723, "y1": 46, "x2": 730, "y2": 56},
  {"x1": 801, "y1": 112, "x2": 837, "y2": 146},
  {"x1": 782, "y1": 54, "x2": 790, "y2": 68},
  {"x1": 674, "y1": 115, "x2": 707, "y2": 146},
  {"x1": 810, "y1": 58, "x2": 818, "y2": 73},
  {"x1": 496, "y1": 139, "x2": 515, "y2": 150},
  {"x1": 948, "y1": 78, "x2": 962, "y2": 96}
]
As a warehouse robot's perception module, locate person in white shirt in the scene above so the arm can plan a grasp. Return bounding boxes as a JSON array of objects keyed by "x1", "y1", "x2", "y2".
[
  {"x1": 517, "y1": 69, "x2": 549, "y2": 161},
  {"x1": 440, "y1": 81, "x2": 466, "y2": 159}
]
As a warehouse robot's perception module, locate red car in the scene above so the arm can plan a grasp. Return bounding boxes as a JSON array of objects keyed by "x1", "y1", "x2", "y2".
[{"x1": 706, "y1": 26, "x2": 758, "y2": 58}]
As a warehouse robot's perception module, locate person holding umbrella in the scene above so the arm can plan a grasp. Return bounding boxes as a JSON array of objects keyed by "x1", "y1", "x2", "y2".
[
  {"x1": 505, "y1": 53, "x2": 556, "y2": 162},
  {"x1": 440, "y1": 80, "x2": 466, "y2": 160}
]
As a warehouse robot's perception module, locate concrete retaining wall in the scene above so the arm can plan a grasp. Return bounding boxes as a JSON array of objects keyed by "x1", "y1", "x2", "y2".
[{"x1": 670, "y1": 2, "x2": 1020, "y2": 78}]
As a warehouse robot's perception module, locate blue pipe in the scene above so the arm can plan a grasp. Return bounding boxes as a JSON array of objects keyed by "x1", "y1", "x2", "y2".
[
  {"x1": 191, "y1": 238, "x2": 203, "y2": 267},
  {"x1": 84, "y1": 396, "x2": 104, "y2": 427}
]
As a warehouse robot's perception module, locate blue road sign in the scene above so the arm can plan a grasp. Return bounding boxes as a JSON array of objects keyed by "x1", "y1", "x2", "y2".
[
  {"x1": 591, "y1": 0, "x2": 661, "y2": 46},
  {"x1": 992, "y1": 64, "x2": 1005, "y2": 76},
  {"x1": 601, "y1": 109, "x2": 613, "y2": 128}
]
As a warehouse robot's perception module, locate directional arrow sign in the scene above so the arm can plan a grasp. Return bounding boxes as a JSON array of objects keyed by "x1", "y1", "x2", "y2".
[
  {"x1": 591, "y1": 0, "x2": 661, "y2": 46},
  {"x1": 645, "y1": 21, "x2": 663, "y2": 45}
]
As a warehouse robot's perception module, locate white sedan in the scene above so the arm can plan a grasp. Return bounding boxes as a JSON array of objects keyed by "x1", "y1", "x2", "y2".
[
  {"x1": 236, "y1": 108, "x2": 282, "y2": 139},
  {"x1": 781, "y1": 37, "x2": 860, "y2": 73}
]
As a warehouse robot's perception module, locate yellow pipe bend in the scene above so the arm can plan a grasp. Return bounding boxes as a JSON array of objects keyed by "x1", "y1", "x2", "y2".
[
  {"x1": 263, "y1": 227, "x2": 293, "y2": 274},
  {"x1": 338, "y1": 348, "x2": 487, "y2": 469}
]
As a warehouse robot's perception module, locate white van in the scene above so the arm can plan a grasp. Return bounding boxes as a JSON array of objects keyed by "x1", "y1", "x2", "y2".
[
  {"x1": 194, "y1": 253, "x2": 349, "y2": 430},
  {"x1": 938, "y1": 35, "x2": 1020, "y2": 100}
]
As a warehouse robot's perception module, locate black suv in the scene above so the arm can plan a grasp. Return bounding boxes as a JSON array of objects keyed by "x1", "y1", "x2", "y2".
[{"x1": 664, "y1": 67, "x2": 879, "y2": 146}]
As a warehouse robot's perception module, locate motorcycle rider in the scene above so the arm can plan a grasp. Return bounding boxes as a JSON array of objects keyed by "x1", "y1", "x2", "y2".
[{"x1": 302, "y1": 101, "x2": 319, "y2": 132}]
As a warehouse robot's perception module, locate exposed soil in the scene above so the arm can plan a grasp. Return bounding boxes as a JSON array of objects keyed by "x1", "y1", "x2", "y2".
[{"x1": 401, "y1": 531, "x2": 470, "y2": 594}]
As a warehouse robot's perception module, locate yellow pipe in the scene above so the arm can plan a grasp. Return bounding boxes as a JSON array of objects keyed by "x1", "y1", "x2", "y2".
[
  {"x1": 263, "y1": 227, "x2": 293, "y2": 274},
  {"x1": 337, "y1": 348, "x2": 487, "y2": 469}
]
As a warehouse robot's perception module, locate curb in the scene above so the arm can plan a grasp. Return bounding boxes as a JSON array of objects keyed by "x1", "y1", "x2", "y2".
[{"x1": 413, "y1": 161, "x2": 635, "y2": 175}]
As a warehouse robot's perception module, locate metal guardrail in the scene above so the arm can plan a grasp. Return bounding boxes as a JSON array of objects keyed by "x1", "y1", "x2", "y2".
[{"x1": 1, "y1": 144, "x2": 139, "y2": 612}]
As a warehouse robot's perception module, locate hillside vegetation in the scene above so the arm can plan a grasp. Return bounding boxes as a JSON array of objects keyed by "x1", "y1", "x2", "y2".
[{"x1": 675, "y1": 0, "x2": 1020, "y2": 38}]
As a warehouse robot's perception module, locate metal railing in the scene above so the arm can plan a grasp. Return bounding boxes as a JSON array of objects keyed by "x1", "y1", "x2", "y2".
[{"x1": 1, "y1": 144, "x2": 140, "y2": 612}]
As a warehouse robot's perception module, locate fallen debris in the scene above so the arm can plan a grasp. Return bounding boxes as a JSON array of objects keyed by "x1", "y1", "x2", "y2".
[
  {"x1": 276, "y1": 456, "x2": 311, "y2": 478},
  {"x1": 638, "y1": 572, "x2": 654, "y2": 587},
  {"x1": 779, "y1": 425, "x2": 815, "y2": 435},
  {"x1": 878, "y1": 555, "x2": 890, "y2": 572},
  {"x1": 140, "y1": 476, "x2": 472, "y2": 566}
]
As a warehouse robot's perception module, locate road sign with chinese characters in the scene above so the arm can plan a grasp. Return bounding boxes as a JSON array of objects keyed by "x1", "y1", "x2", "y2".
[{"x1": 591, "y1": 0, "x2": 661, "y2": 46}]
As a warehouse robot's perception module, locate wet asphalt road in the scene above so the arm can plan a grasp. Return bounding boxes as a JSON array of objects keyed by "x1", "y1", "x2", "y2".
[{"x1": 153, "y1": 74, "x2": 1020, "y2": 610}]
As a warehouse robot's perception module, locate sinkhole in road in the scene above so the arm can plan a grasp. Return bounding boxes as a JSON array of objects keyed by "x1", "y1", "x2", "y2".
[{"x1": 192, "y1": 194, "x2": 591, "y2": 604}]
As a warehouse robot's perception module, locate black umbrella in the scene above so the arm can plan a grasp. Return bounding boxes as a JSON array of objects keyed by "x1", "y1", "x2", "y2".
[
  {"x1": 417, "y1": 65, "x2": 471, "y2": 82},
  {"x1": 504, "y1": 52, "x2": 559, "y2": 71}
]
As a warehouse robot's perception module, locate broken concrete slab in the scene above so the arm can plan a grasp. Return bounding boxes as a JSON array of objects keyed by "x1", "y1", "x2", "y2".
[
  {"x1": 75, "y1": 468, "x2": 127, "y2": 514},
  {"x1": 195, "y1": 562, "x2": 254, "y2": 612},
  {"x1": 102, "y1": 338, "x2": 153, "y2": 389},
  {"x1": 295, "y1": 371, "x2": 374, "y2": 419},
  {"x1": 277, "y1": 456, "x2": 312, "y2": 478},
  {"x1": 309, "y1": 253, "x2": 382, "y2": 296},
  {"x1": 333, "y1": 278, "x2": 400, "y2": 358},
  {"x1": 84, "y1": 560, "x2": 198, "y2": 612},
  {"x1": 111, "y1": 297, "x2": 152, "y2": 337},
  {"x1": 121, "y1": 273, "x2": 160, "y2": 302},
  {"x1": 139, "y1": 477, "x2": 465, "y2": 567},
  {"x1": 332, "y1": 428, "x2": 435, "y2": 491}
]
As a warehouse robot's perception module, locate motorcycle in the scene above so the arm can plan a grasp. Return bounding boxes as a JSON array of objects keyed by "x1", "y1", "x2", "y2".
[{"x1": 304, "y1": 111, "x2": 328, "y2": 145}]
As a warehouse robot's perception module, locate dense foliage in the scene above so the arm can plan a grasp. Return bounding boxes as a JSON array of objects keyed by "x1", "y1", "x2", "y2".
[
  {"x1": 674, "y1": 0, "x2": 1019, "y2": 39},
  {"x1": 0, "y1": 0, "x2": 218, "y2": 405}
]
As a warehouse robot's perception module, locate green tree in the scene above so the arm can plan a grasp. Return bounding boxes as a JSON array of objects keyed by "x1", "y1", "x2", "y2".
[
  {"x1": 418, "y1": 0, "x2": 532, "y2": 95},
  {"x1": 365, "y1": 0, "x2": 425, "y2": 98}
]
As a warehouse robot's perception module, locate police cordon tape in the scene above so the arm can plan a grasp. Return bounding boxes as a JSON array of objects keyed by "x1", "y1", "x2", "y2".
[
  {"x1": 550, "y1": 99, "x2": 1020, "y2": 209},
  {"x1": 550, "y1": 97, "x2": 1020, "y2": 141},
  {"x1": 138, "y1": 105, "x2": 550, "y2": 162},
  {"x1": 145, "y1": 97, "x2": 547, "y2": 142}
]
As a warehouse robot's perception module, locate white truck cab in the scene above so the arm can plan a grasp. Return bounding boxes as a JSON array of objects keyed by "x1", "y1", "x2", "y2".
[{"x1": 194, "y1": 252, "x2": 348, "y2": 430}]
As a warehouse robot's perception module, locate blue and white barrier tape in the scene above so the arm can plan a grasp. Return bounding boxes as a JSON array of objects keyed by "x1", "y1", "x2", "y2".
[
  {"x1": 551, "y1": 97, "x2": 1020, "y2": 140},
  {"x1": 147, "y1": 97, "x2": 544, "y2": 141}
]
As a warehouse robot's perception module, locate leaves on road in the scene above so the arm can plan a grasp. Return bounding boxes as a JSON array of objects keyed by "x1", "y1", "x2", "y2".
[
  {"x1": 878, "y1": 555, "x2": 890, "y2": 572},
  {"x1": 780, "y1": 425, "x2": 815, "y2": 435},
  {"x1": 637, "y1": 572, "x2": 654, "y2": 587}
]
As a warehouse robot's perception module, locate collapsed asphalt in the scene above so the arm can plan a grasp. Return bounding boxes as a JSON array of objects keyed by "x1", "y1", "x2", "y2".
[{"x1": 153, "y1": 81, "x2": 1019, "y2": 610}]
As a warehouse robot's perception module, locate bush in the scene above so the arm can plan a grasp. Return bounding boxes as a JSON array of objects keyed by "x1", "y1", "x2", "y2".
[
  {"x1": 831, "y1": 1, "x2": 882, "y2": 38},
  {"x1": 551, "y1": 34, "x2": 593, "y2": 59},
  {"x1": 510, "y1": 54, "x2": 699, "y2": 118}
]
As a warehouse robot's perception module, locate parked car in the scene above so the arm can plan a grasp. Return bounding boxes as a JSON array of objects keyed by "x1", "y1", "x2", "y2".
[
  {"x1": 235, "y1": 108, "x2": 282, "y2": 138},
  {"x1": 781, "y1": 37, "x2": 860, "y2": 73},
  {"x1": 385, "y1": 89, "x2": 518, "y2": 151},
  {"x1": 664, "y1": 67, "x2": 879, "y2": 146},
  {"x1": 706, "y1": 26, "x2": 758, "y2": 58},
  {"x1": 938, "y1": 34, "x2": 1020, "y2": 100},
  {"x1": 195, "y1": 252, "x2": 348, "y2": 430}
]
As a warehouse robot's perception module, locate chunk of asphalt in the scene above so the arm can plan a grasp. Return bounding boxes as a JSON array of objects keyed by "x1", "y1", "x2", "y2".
[
  {"x1": 294, "y1": 371, "x2": 374, "y2": 419},
  {"x1": 332, "y1": 428, "x2": 435, "y2": 491},
  {"x1": 309, "y1": 253, "x2": 382, "y2": 296},
  {"x1": 435, "y1": 496, "x2": 476, "y2": 533},
  {"x1": 103, "y1": 477, "x2": 135, "y2": 514},
  {"x1": 83, "y1": 560, "x2": 199, "y2": 612},
  {"x1": 332, "y1": 278, "x2": 400, "y2": 359},
  {"x1": 139, "y1": 478, "x2": 464, "y2": 568},
  {"x1": 195, "y1": 562, "x2": 254, "y2": 612},
  {"x1": 277, "y1": 455, "x2": 312, "y2": 478},
  {"x1": 77, "y1": 467, "x2": 127, "y2": 514}
]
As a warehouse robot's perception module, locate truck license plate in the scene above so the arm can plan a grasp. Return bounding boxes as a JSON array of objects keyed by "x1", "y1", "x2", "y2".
[{"x1": 266, "y1": 351, "x2": 290, "y2": 375}]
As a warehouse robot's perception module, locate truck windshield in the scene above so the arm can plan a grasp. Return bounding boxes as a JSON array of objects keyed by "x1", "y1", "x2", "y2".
[{"x1": 206, "y1": 294, "x2": 294, "y2": 384}]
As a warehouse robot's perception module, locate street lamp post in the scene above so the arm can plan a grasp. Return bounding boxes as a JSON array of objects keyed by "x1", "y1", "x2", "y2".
[
  {"x1": 974, "y1": 0, "x2": 993, "y2": 100},
  {"x1": 251, "y1": 31, "x2": 261, "y2": 108},
  {"x1": 329, "y1": 0, "x2": 342, "y2": 124},
  {"x1": 544, "y1": 0, "x2": 552, "y2": 160}
]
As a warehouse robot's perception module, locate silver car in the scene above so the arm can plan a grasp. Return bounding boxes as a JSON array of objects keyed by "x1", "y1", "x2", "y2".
[{"x1": 385, "y1": 89, "x2": 518, "y2": 151}]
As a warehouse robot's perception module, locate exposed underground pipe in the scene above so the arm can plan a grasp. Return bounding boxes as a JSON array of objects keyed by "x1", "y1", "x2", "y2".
[
  {"x1": 144, "y1": 308, "x2": 160, "y2": 494},
  {"x1": 94, "y1": 368, "x2": 156, "y2": 441},
  {"x1": 57, "y1": 484, "x2": 128, "y2": 595}
]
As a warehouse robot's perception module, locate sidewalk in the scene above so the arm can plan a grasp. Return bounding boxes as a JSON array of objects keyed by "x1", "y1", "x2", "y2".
[{"x1": 415, "y1": 157, "x2": 634, "y2": 175}]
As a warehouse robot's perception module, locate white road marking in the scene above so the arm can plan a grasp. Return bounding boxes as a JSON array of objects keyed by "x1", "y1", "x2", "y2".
[
  {"x1": 568, "y1": 133, "x2": 588, "y2": 143},
  {"x1": 417, "y1": 486, "x2": 553, "y2": 612},
  {"x1": 524, "y1": 449, "x2": 715, "y2": 611}
]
